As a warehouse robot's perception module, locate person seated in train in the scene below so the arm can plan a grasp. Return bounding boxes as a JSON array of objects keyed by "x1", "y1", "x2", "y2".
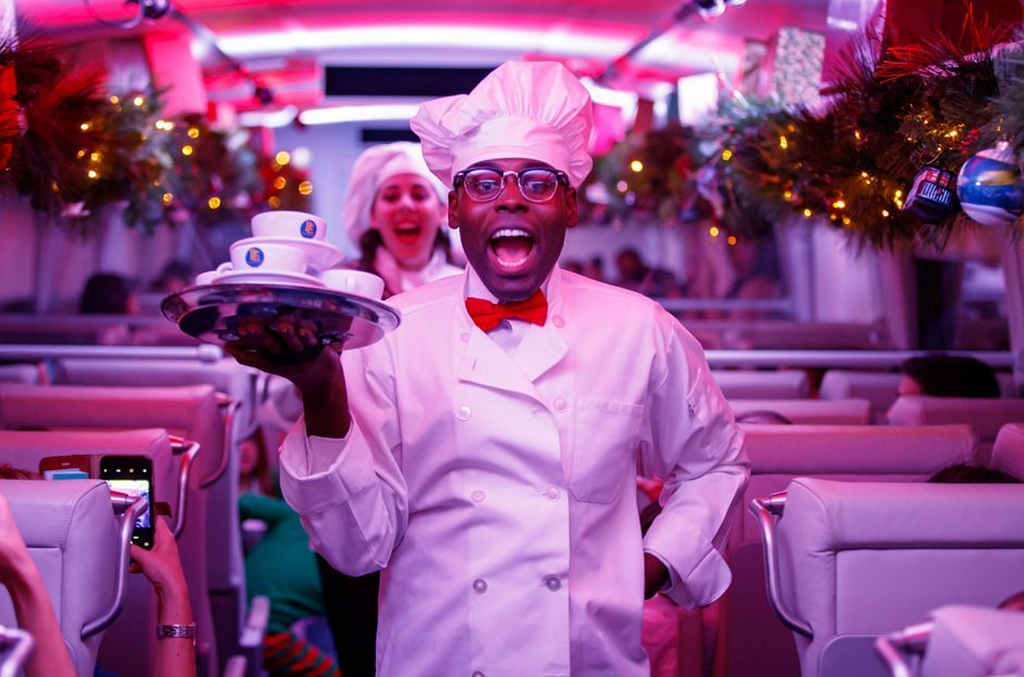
[
  {"x1": 898, "y1": 355, "x2": 1001, "y2": 399},
  {"x1": 615, "y1": 247, "x2": 682, "y2": 297},
  {"x1": 240, "y1": 492, "x2": 340, "y2": 677},
  {"x1": 79, "y1": 273, "x2": 139, "y2": 316},
  {"x1": 927, "y1": 463, "x2": 1021, "y2": 484},
  {"x1": 150, "y1": 261, "x2": 193, "y2": 295},
  {"x1": 0, "y1": 464, "x2": 195, "y2": 677}
]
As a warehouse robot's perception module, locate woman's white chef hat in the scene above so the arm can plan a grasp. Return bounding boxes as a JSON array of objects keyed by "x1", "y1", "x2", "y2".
[
  {"x1": 410, "y1": 61, "x2": 594, "y2": 189},
  {"x1": 342, "y1": 141, "x2": 448, "y2": 244}
]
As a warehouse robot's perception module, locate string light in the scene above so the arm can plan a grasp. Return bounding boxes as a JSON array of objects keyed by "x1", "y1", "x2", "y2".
[
  {"x1": 854, "y1": 130, "x2": 862, "y2": 141},
  {"x1": 273, "y1": 176, "x2": 287, "y2": 190},
  {"x1": 188, "y1": 127, "x2": 200, "y2": 139},
  {"x1": 779, "y1": 135, "x2": 788, "y2": 150},
  {"x1": 783, "y1": 190, "x2": 793, "y2": 200},
  {"x1": 298, "y1": 181, "x2": 313, "y2": 196},
  {"x1": 721, "y1": 149, "x2": 733, "y2": 162},
  {"x1": 268, "y1": 196, "x2": 281, "y2": 208},
  {"x1": 832, "y1": 199, "x2": 846, "y2": 210},
  {"x1": 87, "y1": 169, "x2": 99, "y2": 179},
  {"x1": 275, "y1": 151, "x2": 291, "y2": 166},
  {"x1": 132, "y1": 95, "x2": 145, "y2": 107},
  {"x1": 616, "y1": 181, "x2": 628, "y2": 193},
  {"x1": 109, "y1": 95, "x2": 120, "y2": 105},
  {"x1": 162, "y1": 192, "x2": 174, "y2": 205},
  {"x1": 802, "y1": 208, "x2": 812, "y2": 218},
  {"x1": 181, "y1": 145, "x2": 194, "y2": 156},
  {"x1": 629, "y1": 160, "x2": 644, "y2": 173},
  {"x1": 882, "y1": 209, "x2": 890, "y2": 217},
  {"x1": 726, "y1": 235, "x2": 737, "y2": 246},
  {"x1": 80, "y1": 122, "x2": 92, "y2": 131},
  {"x1": 709, "y1": 226, "x2": 720, "y2": 238},
  {"x1": 842, "y1": 216, "x2": 852, "y2": 226},
  {"x1": 208, "y1": 196, "x2": 222, "y2": 209},
  {"x1": 90, "y1": 152, "x2": 101, "y2": 163},
  {"x1": 77, "y1": 149, "x2": 87, "y2": 159}
]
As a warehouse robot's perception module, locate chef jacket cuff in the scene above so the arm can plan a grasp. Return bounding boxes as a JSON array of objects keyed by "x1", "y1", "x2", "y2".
[
  {"x1": 644, "y1": 519, "x2": 732, "y2": 609},
  {"x1": 279, "y1": 415, "x2": 375, "y2": 514}
]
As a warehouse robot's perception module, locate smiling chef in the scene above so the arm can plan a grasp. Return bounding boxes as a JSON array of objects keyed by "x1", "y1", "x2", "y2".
[{"x1": 229, "y1": 60, "x2": 750, "y2": 677}]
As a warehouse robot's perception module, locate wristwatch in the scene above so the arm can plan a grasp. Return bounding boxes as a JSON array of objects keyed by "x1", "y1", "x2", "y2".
[{"x1": 156, "y1": 623, "x2": 196, "y2": 640}]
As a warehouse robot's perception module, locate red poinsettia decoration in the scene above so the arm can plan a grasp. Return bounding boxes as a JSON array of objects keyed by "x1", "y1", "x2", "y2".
[{"x1": 0, "y1": 64, "x2": 20, "y2": 172}]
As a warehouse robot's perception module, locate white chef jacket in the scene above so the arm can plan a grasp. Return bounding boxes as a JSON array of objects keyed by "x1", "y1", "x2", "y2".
[{"x1": 279, "y1": 266, "x2": 749, "y2": 677}]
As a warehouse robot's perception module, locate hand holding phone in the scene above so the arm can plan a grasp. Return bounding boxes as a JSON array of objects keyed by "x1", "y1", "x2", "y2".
[{"x1": 100, "y1": 456, "x2": 155, "y2": 550}]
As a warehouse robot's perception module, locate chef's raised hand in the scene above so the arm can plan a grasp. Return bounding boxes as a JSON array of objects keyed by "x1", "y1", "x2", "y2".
[{"x1": 224, "y1": 316, "x2": 352, "y2": 438}]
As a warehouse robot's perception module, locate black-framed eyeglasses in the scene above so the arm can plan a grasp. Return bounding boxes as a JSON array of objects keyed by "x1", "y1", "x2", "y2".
[{"x1": 453, "y1": 167, "x2": 570, "y2": 203}]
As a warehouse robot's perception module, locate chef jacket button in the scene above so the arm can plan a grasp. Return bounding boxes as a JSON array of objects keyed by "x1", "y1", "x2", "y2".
[
  {"x1": 544, "y1": 575, "x2": 562, "y2": 591},
  {"x1": 460, "y1": 332, "x2": 470, "y2": 343},
  {"x1": 457, "y1": 406, "x2": 472, "y2": 421},
  {"x1": 553, "y1": 397, "x2": 567, "y2": 412},
  {"x1": 552, "y1": 315, "x2": 565, "y2": 328},
  {"x1": 471, "y1": 490, "x2": 486, "y2": 503},
  {"x1": 472, "y1": 579, "x2": 488, "y2": 594},
  {"x1": 545, "y1": 487, "x2": 560, "y2": 500},
  {"x1": 472, "y1": 671, "x2": 485, "y2": 677}
]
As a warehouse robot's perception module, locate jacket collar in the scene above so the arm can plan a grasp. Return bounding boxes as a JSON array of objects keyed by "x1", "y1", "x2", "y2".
[{"x1": 457, "y1": 265, "x2": 568, "y2": 395}]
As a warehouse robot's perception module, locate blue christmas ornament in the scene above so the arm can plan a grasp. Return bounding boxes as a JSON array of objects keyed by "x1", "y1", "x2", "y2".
[{"x1": 956, "y1": 141, "x2": 1024, "y2": 227}]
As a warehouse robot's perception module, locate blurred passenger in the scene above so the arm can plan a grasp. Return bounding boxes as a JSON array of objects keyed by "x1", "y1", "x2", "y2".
[
  {"x1": 723, "y1": 235, "x2": 782, "y2": 320},
  {"x1": 927, "y1": 463, "x2": 1021, "y2": 484},
  {"x1": 582, "y1": 256, "x2": 605, "y2": 282},
  {"x1": 735, "y1": 410, "x2": 794, "y2": 425},
  {"x1": 241, "y1": 494, "x2": 340, "y2": 677},
  {"x1": 899, "y1": 355, "x2": 1001, "y2": 399},
  {"x1": 344, "y1": 142, "x2": 462, "y2": 298},
  {"x1": 150, "y1": 261, "x2": 192, "y2": 294},
  {"x1": 562, "y1": 260, "x2": 584, "y2": 275},
  {"x1": 79, "y1": 273, "x2": 138, "y2": 315},
  {"x1": 238, "y1": 424, "x2": 277, "y2": 497},
  {"x1": 615, "y1": 248, "x2": 679, "y2": 297}
]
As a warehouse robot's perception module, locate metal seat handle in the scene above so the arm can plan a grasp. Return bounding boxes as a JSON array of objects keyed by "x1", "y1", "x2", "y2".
[
  {"x1": 875, "y1": 622, "x2": 934, "y2": 677},
  {"x1": 82, "y1": 494, "x2": 149, "y2": 639},
  {"x1": 749, "y1": 492, "x2": 814, "y2": 639},
  {"x1": 200, "y1": 395, "x2": 240, "y2": 489},
  {"x1": 168, "y1": 439, "x2": 201, "y2": 539}
]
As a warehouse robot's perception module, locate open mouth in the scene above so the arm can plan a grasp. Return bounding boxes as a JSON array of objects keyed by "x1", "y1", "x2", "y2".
[
  {"x1": 488, "y1": 227, "x2": 536, "y2": 274},
  {"x1": 393, "y1": 222, "x2": 423, "y2": 247}
]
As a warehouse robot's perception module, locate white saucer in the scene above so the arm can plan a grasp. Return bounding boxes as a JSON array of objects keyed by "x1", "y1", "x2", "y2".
[
  {"x1": 234, "y1": 236, "x2": 344, "y2": 271},
  {"x1": 212, "y1": 269, "x2": 326, "y2": 288}
]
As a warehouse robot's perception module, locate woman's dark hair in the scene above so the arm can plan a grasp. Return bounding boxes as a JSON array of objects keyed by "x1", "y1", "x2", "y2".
[
  {"x1": 927, "y1": 463, "x2": 1021, "y2": 484},
  {"x1": 358, "y1": 228, "x2": 452, "y2": 271},
  {"x1": 79, "y1": 273, "x2": 133, "y2": 314},
  {"x1": 902, "y1": 355, "x2": 1001, "y2": 398}
]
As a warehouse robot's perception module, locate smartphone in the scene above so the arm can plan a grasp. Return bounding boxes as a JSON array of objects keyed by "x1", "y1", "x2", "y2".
[
  {"x1": 39, "y1": 455, "x2": 93, "y2": 481},
  {"x1": 99, "y1": 456, "x2": 154, "y2": 550}
]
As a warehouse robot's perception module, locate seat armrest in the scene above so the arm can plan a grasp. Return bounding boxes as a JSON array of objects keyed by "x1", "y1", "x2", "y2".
[
  {"x1": 221, "y1": 655, "x2": 247, "y2": 677},
  {"x1": 0, "y1": 625, "x2": 34, "y2": 677}
]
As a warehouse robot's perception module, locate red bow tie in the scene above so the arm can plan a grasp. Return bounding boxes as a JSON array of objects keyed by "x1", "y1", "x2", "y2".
[{"x1": 465, "y1": 290, "x2": 548, "y2": 332}]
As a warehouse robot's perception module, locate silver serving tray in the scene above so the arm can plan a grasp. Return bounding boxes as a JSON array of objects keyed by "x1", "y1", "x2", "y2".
[{"x1": 161, "y1": 283, "x2": 400, "y2": 359}]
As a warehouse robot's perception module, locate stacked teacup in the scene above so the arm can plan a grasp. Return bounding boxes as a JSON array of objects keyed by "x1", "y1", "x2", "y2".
[{"x1": 195, "y1": 211, "x2": 384, "y2": 300}]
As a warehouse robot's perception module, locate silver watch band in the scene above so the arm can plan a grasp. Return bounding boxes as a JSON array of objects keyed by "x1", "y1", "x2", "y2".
[{"x1": 156, "y1": 623, "x2": 196, "y2": 640}]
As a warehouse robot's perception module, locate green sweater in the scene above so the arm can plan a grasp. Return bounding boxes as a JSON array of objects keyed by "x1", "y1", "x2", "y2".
[{"x1": 240, "y1": 493, "x2": 324, "y2": 634}]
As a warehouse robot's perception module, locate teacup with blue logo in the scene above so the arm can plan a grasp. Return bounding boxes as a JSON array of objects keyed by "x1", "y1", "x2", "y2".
[
  {"x1": 229, "y1": 241, "x2": 310, "y2": 274},
  {"x1": 251, "y1": 211, "x2": 327, "y2": 242}
]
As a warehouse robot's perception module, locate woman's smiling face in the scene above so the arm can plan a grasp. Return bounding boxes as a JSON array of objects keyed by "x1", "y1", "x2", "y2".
[{"x1": 371, "y1": 173, "x2": 446, "y2": 270}]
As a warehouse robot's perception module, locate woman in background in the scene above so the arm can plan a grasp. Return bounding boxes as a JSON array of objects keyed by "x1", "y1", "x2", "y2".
[
  {"x1": 343, "y1": 141, "x2": 462, "y2": 298},
  {"x1": 313, "y1": 142, "x2": 462, "y2": 676}
]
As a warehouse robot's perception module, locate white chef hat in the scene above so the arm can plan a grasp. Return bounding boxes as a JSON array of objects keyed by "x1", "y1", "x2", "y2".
[
  {"x1": 342, "y1": 141, "x2": 448, "y2": 244},
  {"x1": 410, "y1": 61, "x2": 594, "y2": 189}
]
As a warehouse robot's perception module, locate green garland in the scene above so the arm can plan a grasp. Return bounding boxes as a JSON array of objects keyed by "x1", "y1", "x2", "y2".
[{"x1": 592, "y1": 19, "x2": 1023, "y2": 248}]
